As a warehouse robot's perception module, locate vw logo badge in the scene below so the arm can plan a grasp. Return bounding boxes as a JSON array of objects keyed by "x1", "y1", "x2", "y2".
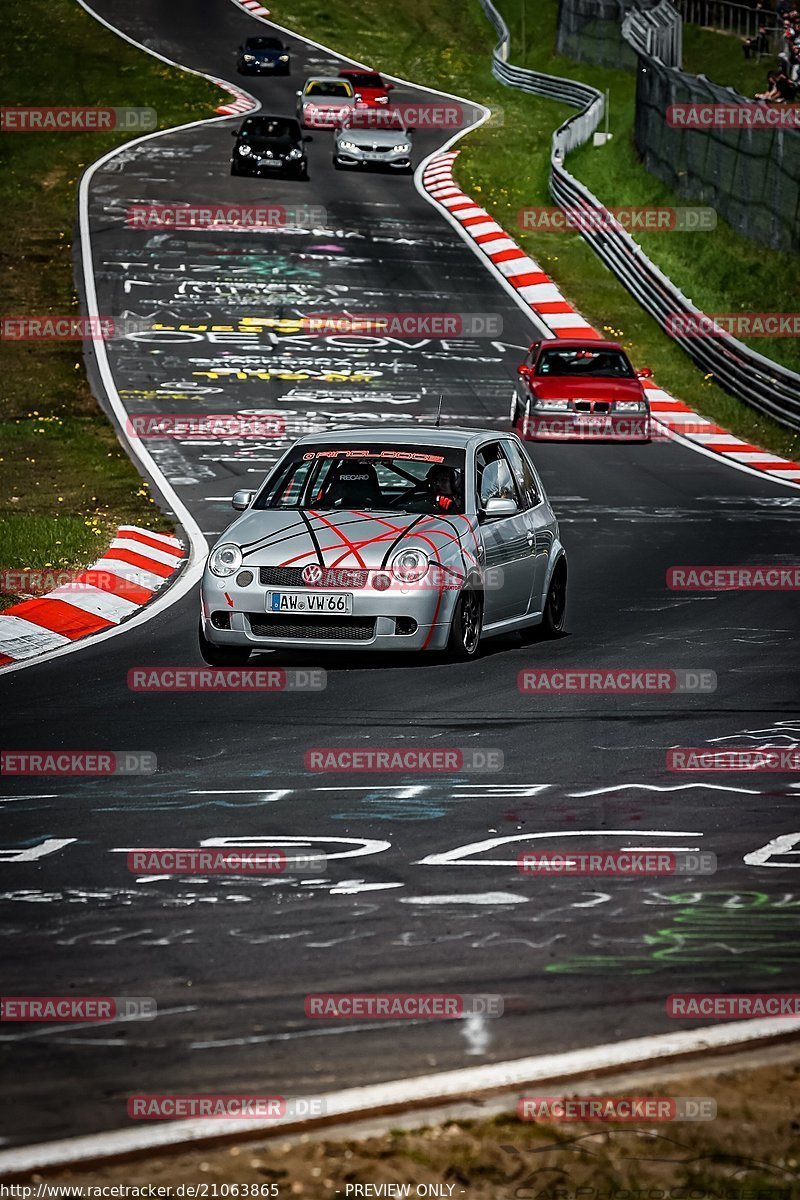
[{"x1": 302, "y1": 564, "x2": 324, "y2": 585}]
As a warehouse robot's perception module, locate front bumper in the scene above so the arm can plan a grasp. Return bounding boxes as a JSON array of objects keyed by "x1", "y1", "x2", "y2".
[
  {"x1": 201, "y1": 577, "x2": 459, "y2": 653},
  {"x1": 232, "y1": 156, "x2": 306, "y2": 176},
  {"x1": 239, "y1": 60, "x2": 288, "y2": 73},
  {"x1": 334, "y1": 148, "x2": 412, "y2": 169},
  {"x1": 522, "y1": 411, "x2": 651, "y2": 442}
]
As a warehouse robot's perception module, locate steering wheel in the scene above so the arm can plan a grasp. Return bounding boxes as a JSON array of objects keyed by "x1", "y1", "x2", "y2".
[{"x1": 387, "y1": 484, "x2": 428, "y2": 509}]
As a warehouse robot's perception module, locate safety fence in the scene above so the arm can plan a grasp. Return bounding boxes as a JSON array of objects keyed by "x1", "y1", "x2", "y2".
[{"x1": 477, "y1": 0, "x2": 800, "y2": 430}]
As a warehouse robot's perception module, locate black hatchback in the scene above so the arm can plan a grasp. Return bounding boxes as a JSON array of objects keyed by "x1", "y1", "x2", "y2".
[{"x1": 230, "y1": 116, "x2": 310, "y2": 180}]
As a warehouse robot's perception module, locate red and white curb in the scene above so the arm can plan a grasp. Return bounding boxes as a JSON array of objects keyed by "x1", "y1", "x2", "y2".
[
  {"x1": 0, "y1": 527, "x2": 185, "y2": 670},
  {"x1": 214, "y1": 77, "x2": 260, "y2": 116},
  {"x1": 232, "y1": 0, "x2": 271, "y2": 17},
  {"x1": 422, "y1": 151, "x2": 800, "y2": 485}
]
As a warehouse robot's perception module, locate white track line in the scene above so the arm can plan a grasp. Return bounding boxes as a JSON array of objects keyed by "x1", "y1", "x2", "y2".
[
  {"x1": 0, "y1": 1017, "x2": 797, "y2": 1175},
  {"x1": 0, "y1": 3, "x2": 267, "y2": 675}
]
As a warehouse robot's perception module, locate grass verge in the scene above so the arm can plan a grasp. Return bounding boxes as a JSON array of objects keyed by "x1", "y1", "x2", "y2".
[
  {"x1": 25, "y1": 1056, "x2": 800, "y2": 1194},
  {"x1": 0, "y1": 0, "x2": 226, "y2": 606},
  {"x1": 276, "y1": 0, "x2": 799, "y2": 461}
]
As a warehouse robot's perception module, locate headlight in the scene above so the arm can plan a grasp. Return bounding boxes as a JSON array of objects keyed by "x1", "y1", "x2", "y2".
[
  {"x1": 208, "y1": 543, "x2": 242, "y2": 577},
  {"x1": 613, "y1": 400, "x2": 645, "y2": 412},
  {"x1": 534, "y1": 398, "x2": 570, "y2": 410},
  {"x1": 376, "y1": 95, "x2": 389, "y2": 103},
  {"x1": 391, "y1": 143, "x2": 411, "y2": 152},
  {"x1": 286, "y1": 147, "x2": 303, "y2": 159},
  {"x1": 238, "y1": 144, "x2": 251, "y2": 156},
  {"x1": 243, "y1": 54, "x2": 255, "y2": 62},
  {"x1": 391, "y1": 548, "x2": 429, "y2": 584},
  {"x1": 339, "y1": 139, "x2": 359, "y2": 151},
  {"x1": 279, "y1": 54, "x2": 289, "y2": 61}
]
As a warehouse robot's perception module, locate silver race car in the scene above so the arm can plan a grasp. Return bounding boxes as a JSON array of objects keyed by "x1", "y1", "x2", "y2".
[
  {"x1": 333, "y1": 109, "x2": 413, "y2": 173},
  {"x1": 199, "y1": 428, "x2": 567, "y2": 663}
]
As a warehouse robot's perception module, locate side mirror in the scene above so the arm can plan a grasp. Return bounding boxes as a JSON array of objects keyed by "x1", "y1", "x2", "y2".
[
  {"x1": 484, "y1": 496, "x2": 519, "y2": 518},
  {"x1": 636, "y1": 367, "x2": 653, "y2": 379},
  {"x1": 406, "y1": 126, "x2": 416, "y2": 134},
  {"x1": 386, "y1": 82, "x2": 395, "y2": 90},
  {"x1": 231, "y1": 129, "x2": 238, "y2": 137},
  {"x1": 303, "y1": 134, "x2": 313, "y2": 142},
  {"x1": 232, "y1": 489, "x2": 255, "y2": 511},
  {"x1": 295, "y1": 90, "x2": 302, "y2": 97},
  {"x1": 517, "y1": 363, "x2": 531, "y2": 376}
]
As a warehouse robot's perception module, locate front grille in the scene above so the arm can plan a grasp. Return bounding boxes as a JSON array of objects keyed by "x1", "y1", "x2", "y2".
[
  {"x1": 354, "y1": 144, "x2": 392, "y2": 153},
  {"x1": 573, "y1": 400, "x2": 610, "y2": 413},
  {"x1": 258, "y1": 566, "x2": 368, "y2": 589},
  {"x1": 247, "y1": 614, "x2": 376, "y2": 640}
]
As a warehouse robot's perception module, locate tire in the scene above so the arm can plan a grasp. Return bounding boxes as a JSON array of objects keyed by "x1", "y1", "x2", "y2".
[
  {"x1": 230, "y1": 163, "x2": 241, "y2": 176},
  {"x1": 540, "y1": 560, "x2": 567, "y2": 638},
  {"x1": 446, "y1": 586, "x2": 483, "y2": 661},
  {"x1": 199, "y1": 620, "x2": 252, "y2": 665},
  {"x1": 332, "y1": 158, "x2": 343, "y2": 170}
]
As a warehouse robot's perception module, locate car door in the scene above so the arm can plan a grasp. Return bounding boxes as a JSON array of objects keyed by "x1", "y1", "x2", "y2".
[
  {"x1": 503, "y1": 438, "x2": 553, "y2": 616},
  {"x1": 475, "y1": 442, "x2": 536, "y2": 625}
]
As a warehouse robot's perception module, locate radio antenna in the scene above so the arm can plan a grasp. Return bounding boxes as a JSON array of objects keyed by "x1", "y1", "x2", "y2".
[{"x1": 434, "y1": 393, "x2": 444, "y2": 428}]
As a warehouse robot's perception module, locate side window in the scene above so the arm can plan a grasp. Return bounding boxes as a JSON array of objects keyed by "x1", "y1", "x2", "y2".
[
  {"x1": 504, "y1": 440, "x2": 540, "y2": 508},
  {"x1": 475, "y1": 443, "x2": 521, "y2": 510}
]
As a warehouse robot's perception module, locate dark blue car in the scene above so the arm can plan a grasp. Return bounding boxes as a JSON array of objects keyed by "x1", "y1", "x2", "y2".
[{"x1": 236, "y1": 36, "x2": 291, "y2": 76}]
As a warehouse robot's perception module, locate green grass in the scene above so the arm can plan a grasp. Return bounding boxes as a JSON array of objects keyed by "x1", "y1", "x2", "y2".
[
  {"x1": 277, "y1": 0, "x2": 799, "y2": 461},
  {"x1": 682, "y1": 22, "x2": 771, "y2": 97},
  {"x1": 0, "y1": 0, "x2": 226, "y2": 604}
]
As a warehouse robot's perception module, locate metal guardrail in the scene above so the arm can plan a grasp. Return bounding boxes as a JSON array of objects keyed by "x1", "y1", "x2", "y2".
[
  {"x1": 477, "y1": 0, "x2": 800, "y2": 431},
  {"x1": 623, "y1": 0, "x2": 683, "y2": 64},
  {"x1": 677, "y1": 0, "x2": 782, "y2": 41}
]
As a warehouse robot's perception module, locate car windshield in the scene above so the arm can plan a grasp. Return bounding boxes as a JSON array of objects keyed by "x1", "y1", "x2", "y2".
[
  {"x1": 255, "y1": 446, "x2": 467, "y2": 515},
  {"x1": 536, "y1": 347, "x2": 635, "y2": 378},
  {"x1": 344, "y1": 72, "x2": 384, "y2": 87},
  {"x1": 340, "y1": 110, "x2": 404, "y2": 131},
  {"x1": 246, "y1": 37, "x2": 282, "y2": 49},
  {"x1": 239, "y1": 118, "x2": 297, "y2": 138},
  {"x1": 306, "y1": 81, "x2": 352, "y2": 97}
]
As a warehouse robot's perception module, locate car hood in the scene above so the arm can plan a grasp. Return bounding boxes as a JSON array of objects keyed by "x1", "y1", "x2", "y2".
[
  {"x1": 531, "y1": 377, "x2": 645, "y2": 401},
  {"x1": 241, "y1": 135, "x2": 297, "y2": 152},
  {"x1": 337, "y1": 127, "x2": 409, "y2": 147},
  {"x1": 224, "y1": 509, "x2": 476, "y2": 570},
  {"x1": 304, "y1": 94, "x2": 355, "y2": 106}
]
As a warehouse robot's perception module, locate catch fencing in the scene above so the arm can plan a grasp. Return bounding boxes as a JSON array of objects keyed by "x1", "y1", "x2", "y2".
[{"x1": 477, "y1": 0, "x2": 800, "y2": 430}]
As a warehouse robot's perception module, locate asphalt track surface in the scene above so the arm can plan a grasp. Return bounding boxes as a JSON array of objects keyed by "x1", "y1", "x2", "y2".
[{"x1": 1, "y1": 0, "x2": 799, "y2": 1151}]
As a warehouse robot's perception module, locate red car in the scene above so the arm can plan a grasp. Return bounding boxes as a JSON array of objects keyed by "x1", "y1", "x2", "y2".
[
  {"x1": 511, "y1": 339, "x2": 653, "y2": 442},
  {"x1": 339, "y1": 69, "x2": 393, "y2": 107}
]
